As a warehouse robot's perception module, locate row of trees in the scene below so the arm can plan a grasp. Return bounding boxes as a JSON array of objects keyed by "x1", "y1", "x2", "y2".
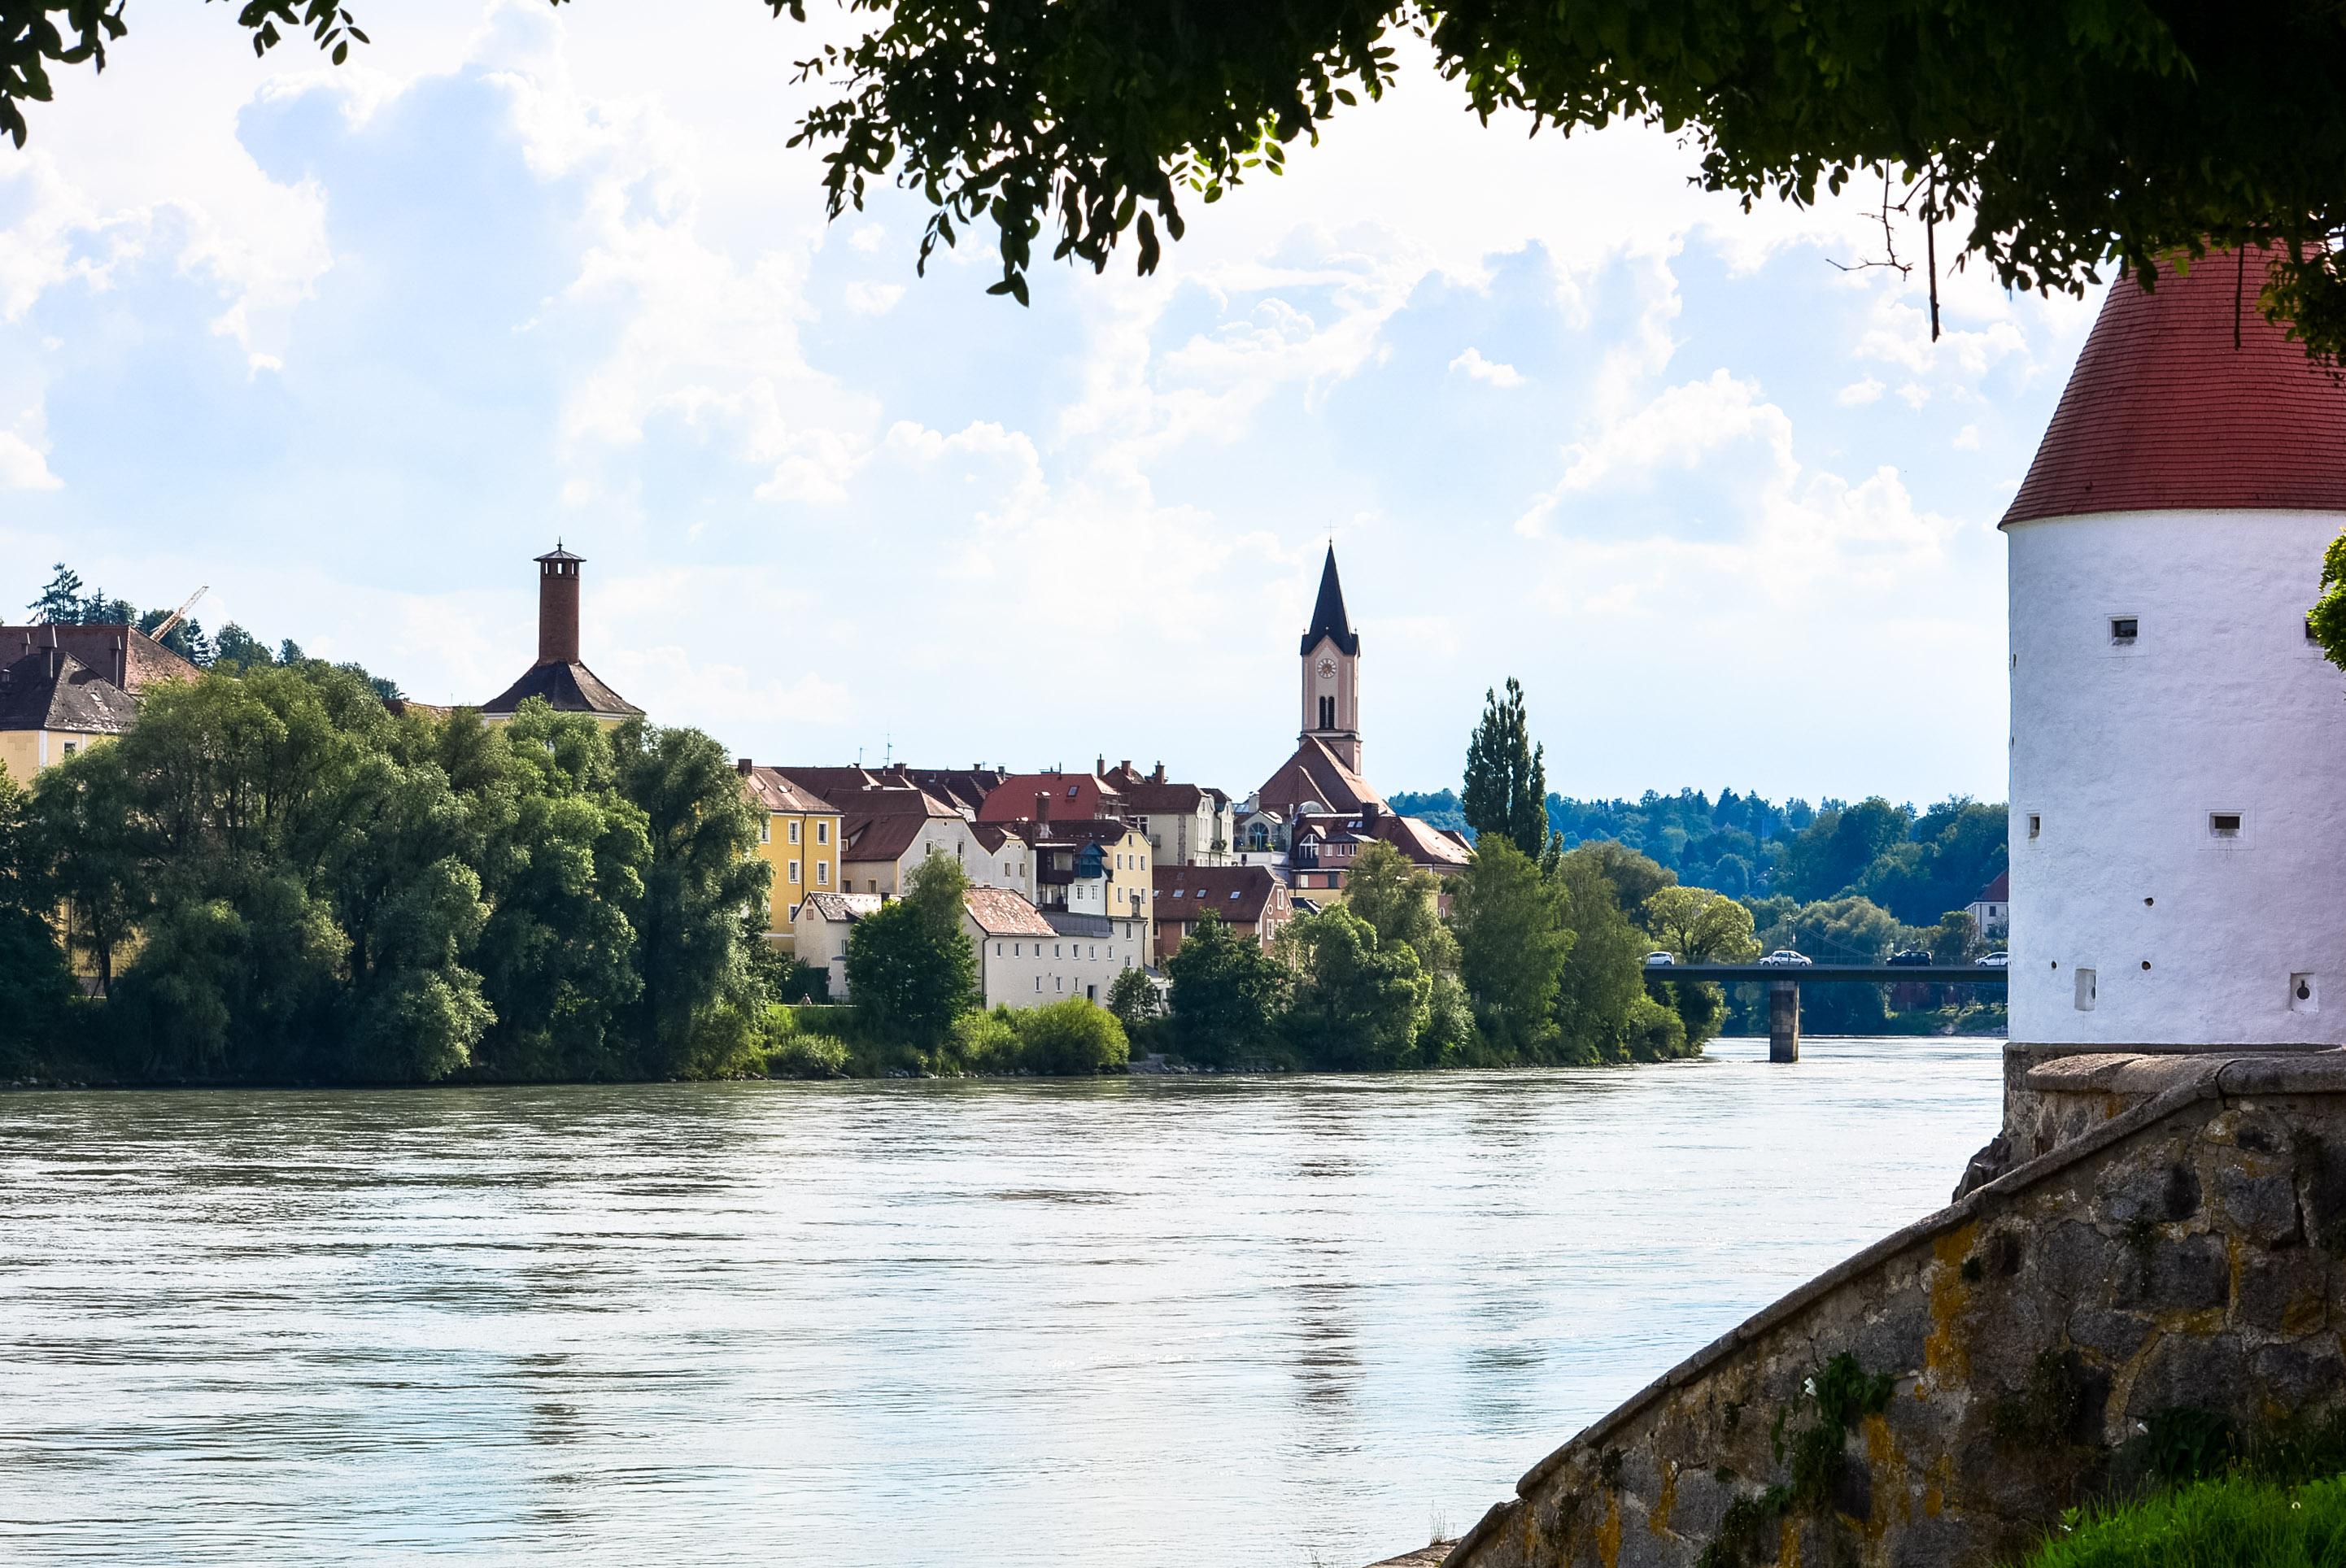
[
  {"x1": 1412, "y1": 685, "x2": 2009, "y2": 926},
  {"x1": 21, "y1": 563, "x2": 395, "y2": 697},
  {"x1": 0, "y1": 662, "x2": 774, "y2": 1083}
]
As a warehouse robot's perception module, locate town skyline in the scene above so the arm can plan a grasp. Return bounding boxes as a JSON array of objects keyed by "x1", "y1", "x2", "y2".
[{"x1": 0, "y1": 0, "x2": 2095, "y2": 804}]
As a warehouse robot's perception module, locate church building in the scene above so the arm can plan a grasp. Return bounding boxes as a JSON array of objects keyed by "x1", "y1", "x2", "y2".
[
  {"x1": 2005, "y1": 246, "x2": 2346, "y2": 1049},
  {"x1": 1254, "y1": 547, "x2": 1471, "y2": 891}
]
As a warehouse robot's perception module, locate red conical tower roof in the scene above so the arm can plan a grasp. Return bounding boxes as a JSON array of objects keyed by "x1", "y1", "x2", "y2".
[{"x1": 2002, "y1": 249, "x2": 2346, "y2": 527}]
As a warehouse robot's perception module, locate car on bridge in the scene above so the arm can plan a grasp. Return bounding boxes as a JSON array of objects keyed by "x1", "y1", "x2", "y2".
[
  {"x1": 1643, "y1": 951, "x2": 1676, "y2": 967},
  {"x1": 1889, "y1": 948, "x2": 1933, "y2": 966},
  {"x1": 1759, "y1": 949, "x2": 1812, "y2": 965},
  {"x1": 1975, "y1": 951, "x2": 2012, "y2": 968}
]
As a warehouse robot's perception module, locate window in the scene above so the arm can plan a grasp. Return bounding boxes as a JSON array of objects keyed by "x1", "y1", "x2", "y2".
[
  {"x1": 789, "y1": 820, "x2": 801, "y2": 845},
  {"x1": 62, "y1": 743, "x2": 76, "y2": 757},
  {"x1": 1088, "y1": 945, "x2": 1097, "y2": 959},
  {"x1": 1014, "y1": 943, "x2": 1021, "y2": 956},
  {"x1": 816, "y1": 821, "x2": 830, "y2": 845},
  {"x1": 1230, "y1": 891, "x2": 1240, "y2": 899},
  {"x1": 2073, "y1": 968, "x2": 2098, "y2": 1011},
  {"x1": 817, "y1": 862, "x2": 830, "y2": 886},
  {"x1": 1036, "y1": 976, "x2": 1043, "y2": 991},
  {"x1": 2027, "y1": 814, "x2": 2041, "y2": 841},
  {"x1": 788, "y1": 860, "x2": 801, "y2": 883},
  {"x1": 1054, "y1": 944, "x2": 1062, "y2": 957},
  {"x1": 758, "y1": 819, "x2": 770, "y2": 843},
  {"x1": 788, "y1": 903, "x2": 800, "y2": 921},
  {"x1": 2110, "y1": 616, "x2": 2138, "y2": 644},
  {"x1": 1056, "y1": 977, "x2": 1064, "y2": 992},
  {"x1": 1067, "y1": 785, "x2": 1079, "y2": 798},
  {"x1": 1107, "y1": 947, "x2": 1114, "y2": 959},
  {"x1": 1319, "y1": 695, "x2": 1336, "y2": 728},
  {"x1": 2209, "y1": 812, "x2": 2243, "y2": 838}
]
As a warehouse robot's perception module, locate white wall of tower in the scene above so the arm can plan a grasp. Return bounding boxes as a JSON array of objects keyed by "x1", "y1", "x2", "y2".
[{"x1": 2008, "y1": 509, "x2": 2346, "y2": 1045}]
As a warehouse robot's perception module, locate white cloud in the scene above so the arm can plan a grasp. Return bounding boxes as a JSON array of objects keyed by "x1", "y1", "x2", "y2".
[
  {"x1": 1837, "y1": 377, "x2": 1886, "y2": 406},
  {"x1": 1449, "y1": 347, "x2": 1524, "y2": 387},
  {"x1": 0, "y1": 431, "x2": 63, "y2": 490},
  {"x1": 844, "y1": 280, "x2": 905, "y2": 315}
]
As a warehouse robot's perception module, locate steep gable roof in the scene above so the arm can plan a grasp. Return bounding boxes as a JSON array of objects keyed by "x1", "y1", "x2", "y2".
[
  {"x1": 1255, "y1": 734, "x2": 1382, "y2": 817},
  {"x1": 797, "y1": 891, "x2": 883, "y2": 923},
  {"x1": 2003, "y1": 247, "x2": 2346, "y2": 527},
  {"x1": 0, "y1": 650, "x2": 141, "y2": 735},
  {"x1": 743, "y1": 766, "x2": 837, "y2": 816},
  {"x1": 0, "y1": 625, "x2": 199, "y2": 698},
  {"x1": 977, "y1": 770, "x2": 1124, "y2": 821}
]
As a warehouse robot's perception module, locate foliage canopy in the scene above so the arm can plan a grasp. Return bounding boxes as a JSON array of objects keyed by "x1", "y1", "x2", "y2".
[{"x1": 19, "y1": 3, "x2": 2346, "y2": 355}]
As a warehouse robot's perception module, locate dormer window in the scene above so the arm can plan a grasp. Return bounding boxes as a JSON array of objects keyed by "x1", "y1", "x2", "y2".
[{"x1": 2110, "y1": 616, "x2": 2138, "y2": 644}]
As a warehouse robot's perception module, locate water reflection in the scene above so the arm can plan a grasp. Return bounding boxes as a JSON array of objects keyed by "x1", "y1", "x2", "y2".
[{"x1": 0, "y1": 1036, "x2": 2001, "y2": 1567}]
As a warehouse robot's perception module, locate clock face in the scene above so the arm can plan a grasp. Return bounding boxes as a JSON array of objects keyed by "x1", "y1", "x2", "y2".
[{"x1": 1317, "y1": 658, "x2": 1337, "y2": 680}]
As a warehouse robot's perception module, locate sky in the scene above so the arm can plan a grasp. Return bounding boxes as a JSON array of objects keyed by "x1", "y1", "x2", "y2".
[{"x1": 0, "y1": 1, "x2": 2101, "y2": 808}]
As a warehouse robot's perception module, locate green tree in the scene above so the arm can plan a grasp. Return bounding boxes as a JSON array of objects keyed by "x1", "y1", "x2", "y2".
[
  {"x1": 1165, "y1": 908, "x2": 1287, "y2": 1066},
  {"x1": 616, "y1": 719, "x2": 772, "y2": 1074},
  {"x1": 1777, "y1": 798, "x2": 1912, "y2": 904},
  {"x1": 1106, "y1": 965, "x2": 1160, "y2": 1030},
  {"x1": 1551, "y1": 843, "x2": 1650, "y2": 1063},
  {"x1": 1014, "y1": 995, "x2": 1129, "y2": 1074},
  {"x1": 1462, "y1": 677, "x2": 1548, "y2": 853},
  {"x1": 1758, "y1": 895, "x2": 1903, "y2": 1032},
  {"x1": 25, "y1": 743, "x2": 143, "y2": 994},
  {"x1": 845, "y1": 847, "x2": 975, "y2": 1050},
  {"x1": 210, "y1": 623, "x2": 275, "y2": 674},
  {"x1": 1341, "y1": 838, "x2": 1458, "y2": 975},
  {"x1": 1452, "y1": 833, "x2": 1571, "y2": 1057},
  {"x1": 26, "y1": 563, "x2": 84, "y2": 624},
  {"x1": 1278, "y1": 903, "x2": 1429, "y2": 1069},
  {"x1": 1642, "y1": 886, "x2": 1760, "y2": 965},
  {"x1": 459, "y1": 702, "x2": 649, "y2": 1079},
  {"x1": 0, "y1": 763, "x2": 75, "y2": 1069},
  {"x1": 1573, "y1": 839, "x2": 1677, "y2": 929}
]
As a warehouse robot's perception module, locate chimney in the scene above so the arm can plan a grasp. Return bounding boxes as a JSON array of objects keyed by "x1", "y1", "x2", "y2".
[
  {"x1": 1153, "y1": 762, "x2": 1166, "y2": 784},
  {"x1": 736, "y1": 758, "x2": 753, "y2": 776},
  {"x1": 536, "y1": 544, "x2": 582, "y2": 666},
  {"x1": 1362, "y1": 801, "x2": 1380, "y2": 829},
  {"x1": 47, "y1": 624, "x2": 58, "y2": 679},
  {"x1": 1036, "y1": 791, "x2": 1052, "y2": 825},
  {"x1": 1119, "y1": 760, "x2": 1132, "y2": 777},
  {"x1": 113, "y1": 638, "x2": 125, "y2": 690}
]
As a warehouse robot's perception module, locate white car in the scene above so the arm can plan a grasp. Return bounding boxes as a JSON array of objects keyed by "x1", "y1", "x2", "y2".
[
  {"x1": 1974, "y1": 951, "x2": 2012, "y2": 968},
  {"x1": 1759, "y1": 949, "x2": 1812, "y2": 966},
  {"x1": 1644, "y1": 951, "x2": 1677, "y2": 967}
]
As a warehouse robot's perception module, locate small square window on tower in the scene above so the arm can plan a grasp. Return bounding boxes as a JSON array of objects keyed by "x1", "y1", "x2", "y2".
[
  {"x1": 2027, "y1": 813, "x2": 2042, "y2": 840},
  {"x1": 2110, "y1": 616, "x2": 2138, "y2": 644},
  {"x1": 2209, "y1": 812, "x2": 2243, "y2": 838}
]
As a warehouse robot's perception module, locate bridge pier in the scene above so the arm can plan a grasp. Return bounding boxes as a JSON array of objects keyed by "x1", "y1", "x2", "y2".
[{"x1": 1768, "y1": 979, "x2": 1800, "y2": 1063}]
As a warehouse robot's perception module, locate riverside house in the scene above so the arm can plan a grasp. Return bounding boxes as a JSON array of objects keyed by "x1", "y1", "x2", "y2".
[{"x1": 1152, "y1": 865, "x2": 1293, "y2": 964}]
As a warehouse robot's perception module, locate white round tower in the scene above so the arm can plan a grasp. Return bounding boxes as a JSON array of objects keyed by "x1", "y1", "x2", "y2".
[{"x1": 2007, "y1": 249, "x2": 2346, "y2": 1048}]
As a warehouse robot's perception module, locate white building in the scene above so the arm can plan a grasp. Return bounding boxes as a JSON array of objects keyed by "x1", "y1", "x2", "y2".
[
  {"x1": 790, "y1": 891, "x2": 883, "y2": 1000},
  {"x1": 2006, "y1": 246, "x2": 2346, "y2": 1048},
  {"x1": 963, "y1": 887, "x2": 1137, "y2": 1008},
  {"x1": 1964, "y1": 872, "x2": 2010, "y2": 939}
]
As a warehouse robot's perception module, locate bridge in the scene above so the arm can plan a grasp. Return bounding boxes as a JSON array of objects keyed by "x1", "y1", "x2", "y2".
[{"x1": 1644, "y1": 962, "x2": 2008, "y2": 1062}]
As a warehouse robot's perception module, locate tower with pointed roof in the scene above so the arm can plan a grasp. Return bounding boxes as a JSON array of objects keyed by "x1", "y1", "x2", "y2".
[
  {"x1": 1299, "y1": 546, "x2": 1363, "y2": 771},
  {"x1": 2005, "y1": 246, "x2": 2346, "y2": 1050},
  {"x1": 480, "y1": 543, "x2": 643, "y2": 725}
]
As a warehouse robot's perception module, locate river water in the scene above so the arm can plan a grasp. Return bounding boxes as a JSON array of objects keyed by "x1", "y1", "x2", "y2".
[{"x1": 0, "y1": 1034, "x2": 2001, "y2": 1566}]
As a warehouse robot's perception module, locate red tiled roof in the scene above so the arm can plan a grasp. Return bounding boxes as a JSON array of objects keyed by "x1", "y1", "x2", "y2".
[
  {"x1": 2003, "y1": 248, "x2": 2346, "y2": 527},
  {"x1": 1978, "y1": 870, "x2": 2010, "y2": 903},
  {"x1": 977, "y1": 770, "x2": 1123, "y2": 821},
  {"x1": 0, "y1": 625, "x2": 199, "y2": 698},
  {"x1": 963, "y1": 886, "x2": 1057, "y2": 936},
  {"x1": 1153, "y1": 864, "x2": 1285, "y2": 925},
  {"x1": 1254, "y1": 735, "x2": 1381, "y2": 816}
]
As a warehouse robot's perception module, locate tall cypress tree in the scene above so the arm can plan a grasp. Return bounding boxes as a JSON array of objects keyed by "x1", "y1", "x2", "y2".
[{"x1": 1462, "y1": 677, "x2": 1549, "y2": 852}]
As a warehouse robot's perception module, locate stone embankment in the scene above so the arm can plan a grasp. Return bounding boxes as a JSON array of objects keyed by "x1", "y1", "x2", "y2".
[{"x1": 1428, "y1": 1046, "x2": 2346, "y2": 1568}]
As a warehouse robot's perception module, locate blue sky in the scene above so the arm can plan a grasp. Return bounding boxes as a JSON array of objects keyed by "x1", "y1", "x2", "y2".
[{"x1": 0, "y1": 1, "x2": 2097, "y2": 806}]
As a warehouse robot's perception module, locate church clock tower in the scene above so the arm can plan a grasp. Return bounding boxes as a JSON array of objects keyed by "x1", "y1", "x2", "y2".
[{"x1": 1298, "y1": 547, "x2": 1363, "y2": 771}]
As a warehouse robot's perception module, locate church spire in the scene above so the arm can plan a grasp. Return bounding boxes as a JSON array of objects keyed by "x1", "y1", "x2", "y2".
[{"x1": 1299, "y1": 546, "x2": 1359, "y2": 656}]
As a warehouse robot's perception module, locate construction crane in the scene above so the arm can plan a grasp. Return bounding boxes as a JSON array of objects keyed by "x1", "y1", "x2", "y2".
[{"x1": 150, "y1": 586, "x2": 208, "y2": 641}]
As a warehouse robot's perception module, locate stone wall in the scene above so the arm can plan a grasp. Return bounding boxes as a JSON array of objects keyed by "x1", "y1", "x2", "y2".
[{"x1": 1446, "y1": 1051, "x2": 2346, "y2": 1568}]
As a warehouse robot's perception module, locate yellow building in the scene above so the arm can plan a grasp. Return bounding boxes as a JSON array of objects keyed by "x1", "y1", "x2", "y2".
[
  {"x1": 739, "y1": 764, "x2": 844, "y2": 952},
  {"x1": 0, "y1": 642, "x2": 142, "y2": 779}
]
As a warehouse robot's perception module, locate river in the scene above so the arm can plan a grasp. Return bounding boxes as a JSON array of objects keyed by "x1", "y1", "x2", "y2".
[{"x1": 0, "y1": 1033, "x2": 2001, "y2": 1566}]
